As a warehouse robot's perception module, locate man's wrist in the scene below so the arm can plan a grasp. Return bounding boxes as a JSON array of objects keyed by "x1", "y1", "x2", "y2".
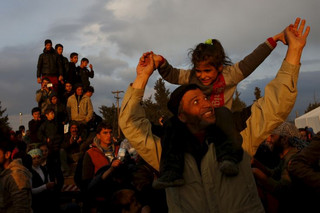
[{"x1": 132, "y1": 76, "x2": 149, "y2": 89}]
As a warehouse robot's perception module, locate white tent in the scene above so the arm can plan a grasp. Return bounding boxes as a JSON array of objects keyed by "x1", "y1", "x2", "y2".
[{"x1": 295, "y1": 106, "x2": 320, "y2": 134}]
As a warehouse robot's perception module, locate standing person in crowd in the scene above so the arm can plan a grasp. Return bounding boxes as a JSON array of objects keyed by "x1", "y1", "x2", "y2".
[
  {"x1": 0, "y1": 139, "x2": 32, "y2": 213},
  {"x1": 82, "y1": 123, "x2": 120, "y2": 186},
  {"x1": 288, "y1": 133, "x2": 320, "y2": 212},
  {"x1": 81, "y1": 122, "x2": 121, "y2": 212},
  {"x1": 119, "y1": 18, "x2": 309, "y2": 212},
  {"x1": 36, "y1": 39, "x2": 63, "y2": 92},
  {"x1": 252, "y1": 122, "x2": 307, "y2": 212},
  {"x1": 48, "y1": 92, "x2": 68, "y2": 134},
  {"x1": 298, "y1": 127, "x2": 308, "y2": 142},
  {"x1": 28, "y1": 107, "x2": 43, "y2": 144},
  {"x1": 78, "y1": 57, "x2": 94, "y2": 91},
  {"x1": 55, "y1": 43, "x2": 69, "y2": 82},
  {"x1": 67, "y1": 84, "x2": 93, "y2": 125},
  {"x1": 28, "y1": 148, "x2": 59, "y2": 213},
  {"x1": 55, "y1": 43, "x2": 69, "y2": 98},
  {"x1": 67, "y1": 52, "x2": 80, "y2": 85},
  {"x1": 36, "y1": 78, "x2": 54, "y2": 116},
  {"x1": 37, "y1": 108, "x2": 63, "y2": 164}
]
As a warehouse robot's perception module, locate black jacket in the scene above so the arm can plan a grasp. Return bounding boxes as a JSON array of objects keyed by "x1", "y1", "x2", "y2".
[{"x1": 37, "y1": 48, "x2": 63, "y2": 77}]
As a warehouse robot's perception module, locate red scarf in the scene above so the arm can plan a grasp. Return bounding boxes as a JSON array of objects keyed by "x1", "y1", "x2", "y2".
[{"x1": 210, "y1": 73, "x2": 226, "y2": 107}]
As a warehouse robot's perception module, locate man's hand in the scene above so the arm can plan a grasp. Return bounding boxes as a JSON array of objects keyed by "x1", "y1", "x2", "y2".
[
  {"x1": 77, "y1": 136, "x2": 82, "y2": 144},
  {"x1": 133, "y1": 52, "x2": 155, "y2": 89},
  {"x1": 46, "y1": 182, "x2": 55, "y2": 190},
  {"x1": 89, "y1": 64, "x2": 93, "y2": 70},
  {"x1": 285, "y1": 17, "x2": 310, "y2": 50},
  {"x1": 111, "y1": 159, "x2": 121, "y2": 168},
  {"x1": 284, "y1": 17, "x2": 310, "y2": 65},
  {"x1": 137, "y1": 52, "x2": 155, "y2": 77}
]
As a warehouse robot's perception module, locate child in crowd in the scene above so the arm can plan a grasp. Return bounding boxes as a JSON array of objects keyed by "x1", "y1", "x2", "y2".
[
  {"x1": 28, "y1": 107, "x2": 43, "y2": 144},
  {"x1": 152, "y1": 32, "x2": 285, "y2": 109},
  {"x1": 37, "y1": 108, "x2": 62, "y2": 163},
  {"x1": 67, "y1": 52, "x2": 80, "y2": 85},
  {"x1": 61, "y1": 81, "x2": 74, "y2": 106},
  {"x1": 78, "y1": 57, "x2": 94, "y2": 91},
  {"x1": 149, "y1": 30, "x2": 287, "y2": 189}
]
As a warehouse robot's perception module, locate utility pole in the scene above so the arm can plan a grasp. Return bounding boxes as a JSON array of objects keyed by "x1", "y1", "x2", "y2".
[
  {"x1": 19, "y1": 112, "x2": 23, "y2": 126},
  {"x1": 112, "y1": 90, "x2": 124, "y2": 138}
]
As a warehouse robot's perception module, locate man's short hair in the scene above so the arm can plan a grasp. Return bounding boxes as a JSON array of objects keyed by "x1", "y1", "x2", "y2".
[
  {"x1": 81, "y1": 58, "x2": 89, "y2": 63},
  {"x1": 42, "y1": 77, "x2": 50, "y2": 83},
  {"x1": 44, "y1": 108, "x2": 54, "y2": 115},
  {"x1": 55, "y1": 43, "x2": 63, "y2": 49},
  {"x1": 70, "y1": 52, "x2": 78, "y2": 58},
  {"x1": 44, "y1": 39, "x2": 52, "y2": 45},
  {"x1": 86, "y1": 86, "x2": 94, "y2": 93},
  {"x1": 74, "y1": 83, "x2": 83, "y2": 90},
  {"x1": 19, "y1": 125, "x2": 25, "y2": 131},
  {"x1": 96, "y1": 122, "x2": 113, "y2": 134},
  {"x1": 0, "y1": 140, "x2": 15, "y2": 153},
  {"x1": 31, "y1": 107, "x2": 41, "y2": 114}
]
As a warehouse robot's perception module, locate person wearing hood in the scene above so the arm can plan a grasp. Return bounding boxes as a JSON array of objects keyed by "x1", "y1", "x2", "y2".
[
  {"x1": 0, "y1": 139, "x2": 32, "y2": 213},
  {"x1": 81, "y1": 122, "x2": 121, "y2": 212},
  {"x1": 82, "y1": 122, "x2": 121, "y2": 184},
  {"x1": 66, "y1": 83, "x2": 93, "y2": 125},
  {"x1": 36, "y1": 39, "x2": 63, "y2": 92},
  {"x1": 251, "y1": 122, "x2": 308, "y2": 212}
]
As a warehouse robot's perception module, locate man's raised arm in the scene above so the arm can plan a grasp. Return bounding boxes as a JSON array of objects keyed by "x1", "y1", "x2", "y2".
[
  {"x1": 241, "y1": 17, "x2": 310, "y2": 156},
  {"x1": 119, "y1": 52, "x2": 162, "y2": 171}
]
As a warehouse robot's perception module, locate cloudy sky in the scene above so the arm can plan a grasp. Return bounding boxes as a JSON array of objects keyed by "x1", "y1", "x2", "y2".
[{"x1": 1, "y1": 0, "x2": 320, "y2": 130}]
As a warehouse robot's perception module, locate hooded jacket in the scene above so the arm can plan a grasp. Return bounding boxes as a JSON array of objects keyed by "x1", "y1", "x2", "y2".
[
  {"x1": 82, "y1": 137, "x2": 119, "y2": 181},
  {"x1": 67, "y1": 93, "x2": 93, "y2": 123},
  {"x1": 0, "y1": 159, "x2": 32, "y2": 213}
]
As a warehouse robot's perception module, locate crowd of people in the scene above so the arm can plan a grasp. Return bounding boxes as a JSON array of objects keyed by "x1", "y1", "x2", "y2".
[{"x1": 0, "y1": 17, "x2": 319, "y2": 213}]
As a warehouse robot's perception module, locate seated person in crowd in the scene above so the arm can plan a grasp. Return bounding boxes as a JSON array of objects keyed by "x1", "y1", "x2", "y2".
[{"x1": 28, "y1": 148, "x2": 59, "y2": 213}]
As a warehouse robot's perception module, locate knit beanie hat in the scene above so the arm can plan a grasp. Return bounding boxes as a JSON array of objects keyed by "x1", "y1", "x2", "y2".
[
  {"x1": 167, "y1": 84, "x2": 200, "y2": 116},
  {"x1": 45, "y1": 39, "x2": 52, "y2": 45},
  {"x1": 28, "y1": 148, "x2": 43, "y2": 158},
  {"x1": 272, "y1": 122, "x2": 301, "y2": 138}
]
